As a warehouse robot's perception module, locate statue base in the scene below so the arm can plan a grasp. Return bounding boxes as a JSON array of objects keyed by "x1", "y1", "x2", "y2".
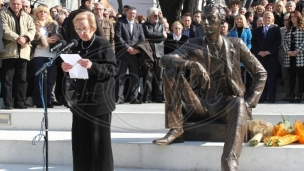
[{"x1": 183, "y1": 121, "x2": 249, "y2": 142}]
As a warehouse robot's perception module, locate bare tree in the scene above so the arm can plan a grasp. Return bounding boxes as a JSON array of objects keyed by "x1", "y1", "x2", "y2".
[
  {"x1": 158, "y1": 0, "x2": 185, "y2": 27},
  {"x1": 182, "y1": 0, "x2": 200, "y2": 15},
  {"x1": 117, "y1": 0, "x2": 123, "y2": 14}
]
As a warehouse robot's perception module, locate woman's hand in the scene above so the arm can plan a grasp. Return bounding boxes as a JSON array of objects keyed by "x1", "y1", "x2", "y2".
[
  {"x1": 287, "y1": 51, "x2": 299, "y2": 56},
  {"x1": 47, "y1": 37, "x2": 57, "y2": 44},
  {"x1": 61, "y1": 62, "x2": 73, "y2": 72},
  {"x1": 78, "y1": 59, "x2": 92, "y2": 69}
]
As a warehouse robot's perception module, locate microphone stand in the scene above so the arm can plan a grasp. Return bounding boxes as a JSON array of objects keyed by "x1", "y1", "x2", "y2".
[{"x1": 35, "y1": 49, "x2": 66, "y2": 171}]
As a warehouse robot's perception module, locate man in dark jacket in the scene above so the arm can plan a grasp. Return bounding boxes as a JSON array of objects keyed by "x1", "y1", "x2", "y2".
[
  {"x1": 117, "y1": 5, "x2": 129, "y2": 22},
  {"x1": 115, "y1": 6, "x2": 145, "y2": 104},
  {"x1": 65, "y1": 0, "x2": 103, "y2": 43},
  {"x1": 252, "y1": 11, "x2": 281, "y2": 103},
  {"x1": 181, "y1": 13, "x2": 196, "y2": 38},
  {"x1": 142, "y1": 7, "x2": 166, "y2": 103}
]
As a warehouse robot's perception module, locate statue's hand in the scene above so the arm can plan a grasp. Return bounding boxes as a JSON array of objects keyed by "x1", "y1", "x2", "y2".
[{"x1": 192, "y1": 62, "x2": 210, "y2": 90}]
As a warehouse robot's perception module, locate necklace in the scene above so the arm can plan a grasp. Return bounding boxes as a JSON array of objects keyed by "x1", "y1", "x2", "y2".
[{"x1": 81, "y1": 34, "x2": 96, "y2": 50}]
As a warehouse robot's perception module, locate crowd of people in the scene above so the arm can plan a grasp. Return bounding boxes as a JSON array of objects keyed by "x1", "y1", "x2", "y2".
[{"x1": 0, "y1": 0, "x2": 304, "y2": 110}]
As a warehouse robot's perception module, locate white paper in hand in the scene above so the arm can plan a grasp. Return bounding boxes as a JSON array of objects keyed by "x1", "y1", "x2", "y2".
[{"x1": 60, "y1": 54, "x2": 89, "y2": 79}]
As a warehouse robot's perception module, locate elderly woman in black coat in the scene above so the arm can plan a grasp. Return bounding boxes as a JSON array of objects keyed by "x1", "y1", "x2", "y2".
[
  {"x1": 164, "y1": 21, "x2": 188, "y2": 54},
  {"x1": 61, "y1": 11, "x2": 118, "y2": 171}
]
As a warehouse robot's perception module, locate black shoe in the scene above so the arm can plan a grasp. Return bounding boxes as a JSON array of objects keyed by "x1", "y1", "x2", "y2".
[
  {"x1": 14, "y1": 104, "x2": 28, "y2": 109},
  {"x1": 281, "y1": 96, "x2": 290, "y2": 101},
  {"x1": 130, "y1": 100, "x2": 142, "y2": 104},
  {"x1": 152, "y1": 128, "x2": 184, "y2": 145},
  {"x1": 268, "y1": 99, "x2": 275, "y2": 103},
  {"x1": 290, "y1": 93, "x2": 295, "y2": 103},
  {"x1": 143, "y1": 100, "x2": 152, "y2": 103},
  {"x1": 1, "y1": 106, "x2": 13, "y2": 110},
  {"x1": 295, "y1": 93, "x2": 302, "y2": 103},
  {"x1": 156, "y1": 99, "x2": 164, "y2": 103},
  {"x1": 258, "y1": 99, "x2": 266, "y2": 103},
  {"x1": 52, "y1": 100, "x2": 62, "y2": 106},
  {"x1": 116, "y1": 100, "x2": 124, "y2": 104},
  {"x1": 47, "y1": 104, "x2": 54, "y2": 108}
]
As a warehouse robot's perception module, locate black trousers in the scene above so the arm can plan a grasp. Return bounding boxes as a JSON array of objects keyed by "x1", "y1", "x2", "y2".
[
  {"x1": 152, "y1": 59, "x2": 163, "y2": 101},
  {"x1": 117, "y1": 56, "x2": 140, "y2": 102},
  {"x1": 260, "y1": 72, "x2": 277, "y2": 101},
  {"x1": 2, "y1": 58, "x2": 28, "y2": 106},
  {"x1": 289, "y1": 67, "x2": 304, "y2": 94},
  {"x1": 140, "y1": 65, "x2": 153, "y2": 101},
  {"x1": 72, "y1": 112, "x2": 113, "y2": 171}
]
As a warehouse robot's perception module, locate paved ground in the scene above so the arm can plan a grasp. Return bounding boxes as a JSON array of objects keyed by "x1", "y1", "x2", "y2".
[
  {"x1": 112, "y1": 102, "x2": 304, "y2": 115},
  {"x1": 0, "y1": 164, "x2": 169, "y2": 171}
]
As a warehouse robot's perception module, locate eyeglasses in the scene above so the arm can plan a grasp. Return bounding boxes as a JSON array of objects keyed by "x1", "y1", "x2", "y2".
[
  {"x1": 174, "y1": 28, "x2": 182, "y2": 29},
  {"x1": 75, "y1": 28, "x2": 90, "y2": 33},
  {"x1": 154, "y1": 15, "x2": 159, "y2": 18},
  {"x1": 94, "y1": 8, "x2": 104, "y2": 11}
]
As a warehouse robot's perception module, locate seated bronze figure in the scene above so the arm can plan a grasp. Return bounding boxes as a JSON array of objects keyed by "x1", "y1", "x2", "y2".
[{"x1": 152, "y1": 3, "x2": 267, "y2": 171}]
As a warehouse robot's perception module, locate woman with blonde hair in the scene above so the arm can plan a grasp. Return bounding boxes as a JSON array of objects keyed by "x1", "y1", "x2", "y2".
[
  {"x1": 61, "y1": 11, "x2": 117, "y2": 170},
  {"x1": 229, "y1": 14, "x2": 252, "y2": 87},
  {"x1": 252, "y1": 5, "x2": 265, "y2": 28},
  {"x1": 31, "y1": 4, "x2": 62, "y2": 108},
  {"x1": 274, "y1": 0, "x2": 287, "y2": 27},
  {"x1": 283, "y1": 10, "x2": 304, "y2": 103},
  {"x1": 229, "y1": 14, "x2": 252, "y2": 49}
]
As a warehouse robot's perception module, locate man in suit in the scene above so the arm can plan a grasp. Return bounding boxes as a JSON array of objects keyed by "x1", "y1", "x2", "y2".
[
  {"x1": 252, "y1": 11, "x2": 281, "y2": 103},
  {"x1": 152, "y1": 3, "x2": 267, "y2": 171},
  {"x1": 181, "y1": 13, "x2": 196, "y2": 38},
  {"x1": 115, "y1": 6, "x2": 145, "y2": 104},
  {"x1": 193, "y1": 11, "x2": 205, "y2": 38}
]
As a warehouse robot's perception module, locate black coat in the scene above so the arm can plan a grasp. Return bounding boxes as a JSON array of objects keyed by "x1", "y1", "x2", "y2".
[
  {"x1": 65, "y1": 6, "x2": 104, "y2": 42},
  {"x1": 252, "y1": 25, "x2": 281, "y2": 73},
  {"x1": 142, "y1": 21, "x2": 166, "y2": 58},
  {"x1": 70, "y1": 36, "x2": 118, "y2": 116},
  {"x1": 274, "y1": 12, "x2": 286, "y2": 28},
  {"x1": 114, "y1": 18, "x2": 145, "y2": 59},
  {"x1": 164, "y1": 34, "x2": 188, "y2": 54}
]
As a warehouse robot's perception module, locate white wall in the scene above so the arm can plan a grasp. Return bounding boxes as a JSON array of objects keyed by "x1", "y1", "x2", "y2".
[{"x1": 108, "y1": 0, "x2": 156, "y2": 16}]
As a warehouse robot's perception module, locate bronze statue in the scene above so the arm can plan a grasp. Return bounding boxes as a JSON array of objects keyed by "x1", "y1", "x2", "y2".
[{"x1": 152, "y1": 3, "x2": 267, "y2": 171}]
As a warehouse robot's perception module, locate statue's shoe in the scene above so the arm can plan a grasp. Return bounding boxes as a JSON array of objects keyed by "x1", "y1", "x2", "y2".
[{"x1": 152, "y1": 128, "x2": 184, "y2": 145}]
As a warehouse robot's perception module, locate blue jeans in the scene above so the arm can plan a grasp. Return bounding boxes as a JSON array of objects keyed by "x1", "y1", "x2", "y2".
[{"x1": 32, "y1": 57, "x2": 55, "y2": 106}]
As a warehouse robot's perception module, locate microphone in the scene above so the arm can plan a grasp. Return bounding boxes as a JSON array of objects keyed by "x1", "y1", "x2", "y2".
[
  {"x1": 61, "y1": 39, "x2": 78, "y2": 52},
  {"x1": 51, "y1": 40, "x2": 67, "y2": 51}
]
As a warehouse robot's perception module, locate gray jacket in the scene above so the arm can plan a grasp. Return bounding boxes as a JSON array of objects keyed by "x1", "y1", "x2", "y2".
[{"x1": 0, "y1": 11, "x2": 4, "y2": 53}]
